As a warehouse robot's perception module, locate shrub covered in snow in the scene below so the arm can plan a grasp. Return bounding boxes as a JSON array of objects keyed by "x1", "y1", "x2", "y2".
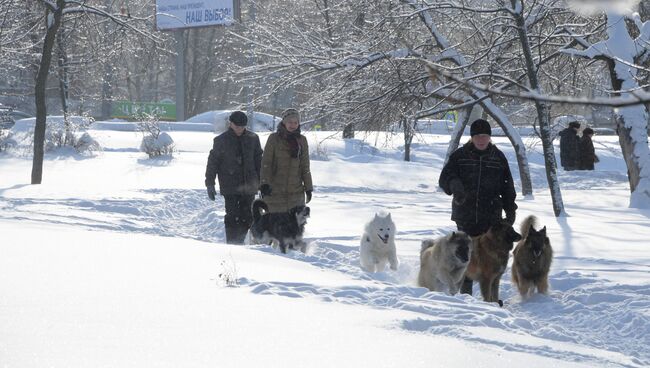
[
  {"x1": 74, "y1": 132, "x2": 102, "y2": 154},
  {"x1": 138, "y1": 115, "x2": 175, "y2": 158},
  {"x1": 3, "y1": 115, "x2": 100, "y2": 155},
  {"x1": 43, "y1": 115, "x2": 99, "y2": 153},
  {"x1": 0, "y1": 129, "x2": 17, "y2": 152},
  {"x1": 140, "y1": 132, "x2": 175, "y2": 158}
]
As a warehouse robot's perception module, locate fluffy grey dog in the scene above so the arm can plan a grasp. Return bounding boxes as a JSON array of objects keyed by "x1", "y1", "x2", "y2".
[
  {"x1": 250, "y1": 199, "x2": 310, "y2": 254},
  {"x1": 418, "y1": 231, "x2": 472, "y2": 295}
]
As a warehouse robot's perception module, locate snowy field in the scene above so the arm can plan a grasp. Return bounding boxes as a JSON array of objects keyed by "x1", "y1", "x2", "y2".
[{"x1": 1, "y1": 126, "x2": 649, "y2": 367}]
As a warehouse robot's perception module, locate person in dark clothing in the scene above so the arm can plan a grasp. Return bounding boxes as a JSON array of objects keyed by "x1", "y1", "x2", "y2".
[
  {"x1": 205, "y1": 111, "x2": 263, "y2": 244},
  {"x1": 578, "y1": 127, "x2": 598, "y2": 170},
  {"x1": 438, "y1": 118, "x2": 518, "y2": 295},
  {"x1": 559, "y1": 121, "x2": 581, "y2": 171}
]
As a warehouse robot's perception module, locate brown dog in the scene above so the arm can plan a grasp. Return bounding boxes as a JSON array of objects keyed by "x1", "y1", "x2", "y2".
[
  {"x1": 511, "y1": 215, "x2": 553, "y2": 299},
  {"x1": 464, "y1": 220, "x2": 521, "y2": 305}
]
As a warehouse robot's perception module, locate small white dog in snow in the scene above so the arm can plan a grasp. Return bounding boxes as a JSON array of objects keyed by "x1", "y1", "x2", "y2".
[{"x1": 359, "y1": 212, "x2": 399, "y2": 272}]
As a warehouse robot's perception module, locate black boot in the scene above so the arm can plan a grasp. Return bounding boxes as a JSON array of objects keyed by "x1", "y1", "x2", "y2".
[
  {"x1": 233, "y1": 223, "x2": 249, "y2": 245},
  {"x1": 234, "y1": 215, "x2": 252, "y2": 245},
  {"x1": 224, "y1": 215, "x2": 239, "y2": 244}
]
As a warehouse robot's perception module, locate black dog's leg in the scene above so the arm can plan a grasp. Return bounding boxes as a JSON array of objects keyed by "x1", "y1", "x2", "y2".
[
  {"x1": 279, "y1": 241, "x2": 287, "y2": 254},
  {"x1": 460, "y1": 277, "x2": 473, "y2": 295}
]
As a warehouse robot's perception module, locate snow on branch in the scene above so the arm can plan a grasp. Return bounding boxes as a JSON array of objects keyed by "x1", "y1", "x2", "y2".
[
  {"x1": 41, "y1": 0, "x2": 57, "y2": 11},
  {"x1": 62, "y1": 1, "x2": 160, "y2": 42},
  {"x1": 426, "y1": 59, "x2": 650, "y2": 107}
]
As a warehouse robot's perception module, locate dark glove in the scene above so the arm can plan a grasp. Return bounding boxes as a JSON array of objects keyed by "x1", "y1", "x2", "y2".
[
  {"x1": 505, "y1": 210, "x2": 516, "y2": 226},
  {"x1": 453, "y1": 191, "x2": 467, "y2": 206},
  {"x1": 449, "y1": 179, "x2": 466, "y2": 205},
  {"x1": 207, "y1": 185, "x2": 217, "y2": 201},
  {"x1": 260, "y1": 184, "x2": 272, "y2": 197},
  {"x1": 305, "y1": 190, "x2": 312, "y2": 204}
]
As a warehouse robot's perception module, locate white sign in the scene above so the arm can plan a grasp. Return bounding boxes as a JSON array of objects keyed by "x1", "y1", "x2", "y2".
[{"x1": 156, "y1": 0, "x2": 238, "y2": 31}]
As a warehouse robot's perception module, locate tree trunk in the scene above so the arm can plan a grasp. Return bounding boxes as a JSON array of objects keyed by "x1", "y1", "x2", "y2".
[
  {"x1": 32, "y1": 0, "x2": 65, "y2": 185},
  {"x1": 56, "y1": 27, "x2": 68, "y2": 116},
  {"x1": 403, "y1": 117, "x2": 413, "y2": 162},
  {"x1": 512, "y1": 0, "x2": 563, "y2": 216},
  {"x1": 444, "y1": 107, "x2": 471, "y2": 165},
  {"x1": 607, "y1": 60, "x2": 650, "y2": 206},
  {"x1": 101, "y1": 62, "x2": 113, "y2": 120}
]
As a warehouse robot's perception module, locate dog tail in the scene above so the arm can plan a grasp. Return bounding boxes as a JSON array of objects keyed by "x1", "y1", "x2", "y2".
[
  {"x1": 252, "y1": 199, "x2": 269, "y2": 221},
  {"x1": 519, "y1": 215, "x2": 537, "y2": 239},
  {"x1": 420, "y1": 239, "x2": 435, "y2": 256}
]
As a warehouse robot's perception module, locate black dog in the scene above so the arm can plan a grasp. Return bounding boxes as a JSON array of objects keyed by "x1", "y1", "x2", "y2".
[{"x1": 250, "y1": 199, "x2": 310, "y2": 254}]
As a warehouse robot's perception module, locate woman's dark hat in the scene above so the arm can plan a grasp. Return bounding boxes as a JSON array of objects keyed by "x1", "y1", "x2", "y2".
[{"x1": 281, "y1": 108, "x2": 300, "y2": 122}]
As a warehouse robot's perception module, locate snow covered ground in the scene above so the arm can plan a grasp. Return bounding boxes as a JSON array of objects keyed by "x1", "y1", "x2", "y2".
[{"x1": 1, "y1": 127, "x2": 649, "y2": 367}]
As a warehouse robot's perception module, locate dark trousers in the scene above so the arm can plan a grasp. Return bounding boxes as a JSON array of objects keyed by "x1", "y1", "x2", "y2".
[
  {"x1": 223, "y1": 194, "x2": 254, "y2": 244},
  {"x1": 456, "y1": 221, "x2": 490, "y2": 296}
]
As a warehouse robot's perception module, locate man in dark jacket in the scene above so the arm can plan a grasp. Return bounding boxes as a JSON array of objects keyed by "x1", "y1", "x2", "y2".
[
  {"x1": 205, "y1": 111, "x2": 263, "y2": 244},
  {"x1": 438, "y1": 119, "x2": 517, "y2": 294},
  {"x1": 559, "y1": 121, "x2": 581, "y2": 171}
]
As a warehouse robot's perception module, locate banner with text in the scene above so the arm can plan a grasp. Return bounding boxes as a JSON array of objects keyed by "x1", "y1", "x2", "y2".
[{"x1": 156, "y1": 0, "x2": 239, "y2": 31}]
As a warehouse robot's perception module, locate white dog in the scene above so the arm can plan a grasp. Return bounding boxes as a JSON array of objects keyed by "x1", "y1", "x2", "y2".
[{"x1": 359, "y1": 212, "x2": 399, "y2": 272}]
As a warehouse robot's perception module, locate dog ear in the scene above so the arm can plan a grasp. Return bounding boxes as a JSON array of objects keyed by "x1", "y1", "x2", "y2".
[{"x1": 540, "y1": 226, "x2": 547, "y2": 237}]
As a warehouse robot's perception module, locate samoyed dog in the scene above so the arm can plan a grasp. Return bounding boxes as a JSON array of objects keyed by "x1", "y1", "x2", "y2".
[{"x1": 359, "y1": 212, "x2": 399, "y2": 272}]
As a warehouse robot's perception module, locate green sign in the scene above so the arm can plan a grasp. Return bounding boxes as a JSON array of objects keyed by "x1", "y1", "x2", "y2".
[{"x1": 112, "y1": 101, "x2": 177, "y2": 121}]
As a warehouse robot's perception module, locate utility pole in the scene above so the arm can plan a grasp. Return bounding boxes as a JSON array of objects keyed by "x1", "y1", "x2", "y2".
[{"x1": 175, "y1": 30, "x2": 185, "y2": 121}]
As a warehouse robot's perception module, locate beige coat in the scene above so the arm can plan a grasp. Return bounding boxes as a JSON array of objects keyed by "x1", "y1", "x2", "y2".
[{"x1": 260, "y1": 132, "x2": 313, "y2": 212}]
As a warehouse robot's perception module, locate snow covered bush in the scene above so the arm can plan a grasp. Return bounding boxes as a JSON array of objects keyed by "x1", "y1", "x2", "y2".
[
  {"x1": 74, "y1": 132, "x2": 102, "y2": 154},
  {"x1": 4, "y1": 115, "x2": 99, "y2": 155},
  {"x1": 310, "y1": 135, "x2": 330, "y2": 161},
  {"x1": 138, "y1": 114, "x2": 175, "y2": 158},
  {"x1": 44, "y1": 115, "x2": 98, "y2": 154},
  {"x1": 140, "y1": 132, "x2": 175, "y2": 158},
  {"x1": 0, "y1": 129, "x2": 17, "y2": 152}
]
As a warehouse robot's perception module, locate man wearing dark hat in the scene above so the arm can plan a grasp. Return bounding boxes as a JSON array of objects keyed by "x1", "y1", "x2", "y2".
[
  {"x1": 205, "y1": 111, "x2": 263, "y2": 244},
  {"x1": 558, "y1": 121, "x2": 581, "y2": 171},
  {"x1": 438, "y1": 118, "x2": 518, "y2": 295}
]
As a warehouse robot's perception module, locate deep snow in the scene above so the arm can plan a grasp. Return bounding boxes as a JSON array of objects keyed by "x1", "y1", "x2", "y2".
[{"x1": 1, "y1": 126, "x2": 649, "y2": 367}]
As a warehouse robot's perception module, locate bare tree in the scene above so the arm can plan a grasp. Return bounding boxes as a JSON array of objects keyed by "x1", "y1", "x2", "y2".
[
  {"x1": 30, "y1": 0, "x2": 158, "y2": 184},
  {"x1": 563, "y1": 8, "x2": 650, "y2": 207},
  {"x1": 509, "y1": 0, "x2": 564, "y2": 216}
]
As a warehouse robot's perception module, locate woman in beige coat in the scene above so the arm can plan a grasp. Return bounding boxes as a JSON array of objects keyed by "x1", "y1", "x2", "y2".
[{"x1": 259, "y1": 108, "x2": 313, "y2": 212}]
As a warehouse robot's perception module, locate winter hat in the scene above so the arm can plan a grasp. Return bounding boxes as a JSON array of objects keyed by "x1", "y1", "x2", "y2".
[
  {"x1": 583, "y1": 127, "x2": 594, "y2": 135},
  {"x1": 281, "y1": 108, "x2": 300, "y2": 122},
  {"x1": 229, "y1": 111, "x2": 248, "y2": 126},
  {"x1": 569, "y1": 121, "x2": 581, "y2": 129},
  {"x1": 470, "y1": 119, "x2": 491, "y2": 136}
]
